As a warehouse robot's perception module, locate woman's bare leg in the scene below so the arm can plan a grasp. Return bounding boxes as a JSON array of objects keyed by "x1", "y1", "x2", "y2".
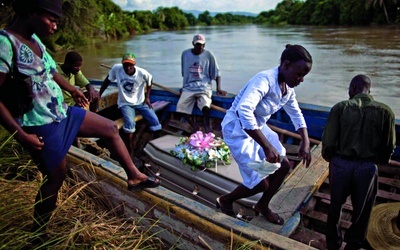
[{"x1": 256, "y1": 157, "x2": 291, "y2": 210}]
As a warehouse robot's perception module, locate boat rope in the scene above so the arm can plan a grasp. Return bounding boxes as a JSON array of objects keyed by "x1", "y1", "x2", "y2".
[{"x1": 78, "y1": 138, "x2": 110, "y2": 158}]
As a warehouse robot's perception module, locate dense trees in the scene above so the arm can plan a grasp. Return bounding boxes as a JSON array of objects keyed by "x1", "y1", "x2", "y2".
[
  {"x1": 0, "y1": 0, "x2": 399, "y2": 50},
  {"x1": 260, "y1": 0, "x2": 399, "y2": 26}
]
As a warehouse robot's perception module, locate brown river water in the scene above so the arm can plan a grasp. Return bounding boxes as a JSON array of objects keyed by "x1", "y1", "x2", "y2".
[{"x1": 53, "y1": 25, "x2": 400, "y2": 118}]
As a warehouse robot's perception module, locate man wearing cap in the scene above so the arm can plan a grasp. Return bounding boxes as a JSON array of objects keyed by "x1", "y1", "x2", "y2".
[
  {"x1": 177, "y1": 34, "x2": 227, "y2": 132},
  {"x1": 99, "y1": 53, "x2": 162, "y2": 156}
]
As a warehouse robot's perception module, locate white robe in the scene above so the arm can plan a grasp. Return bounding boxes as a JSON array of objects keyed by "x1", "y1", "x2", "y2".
[{"x1": 221, "y1": 67, "x2": 307, "y2": 189}]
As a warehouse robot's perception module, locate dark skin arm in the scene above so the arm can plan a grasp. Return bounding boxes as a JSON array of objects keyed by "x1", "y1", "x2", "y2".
[
  {"x1": 297, "y1": 127, "x2": 312, "y2": 167},
  {"x1": 245, "y1": 128, "x2": 281, "y2": 163},
  {"x1": 245, "y1": 127, "x2": 311, "y2": 167},
  {"x1": 53, "y1": 72, "x2": 88, "y2": 107},
  {"x1": 85, "y1": 84, "x2": 100, "y2": 103},
  {"x1": 215, "y1": 76, "x2": 227, "y2": 96},
  {"x1": 0, "y1": 72, "x2": 44, "y2": 150},
  {"x1": 99, "y1": 75, "x2": 111, "y2": 97},
  {"x1": 146, "y1": 84, "x2": 153, "y2": 109}
]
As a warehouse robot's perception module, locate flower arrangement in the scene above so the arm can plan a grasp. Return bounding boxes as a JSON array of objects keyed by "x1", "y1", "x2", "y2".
[{"x1": 170, "y1": 131, "x2": 231, "y2": 171}]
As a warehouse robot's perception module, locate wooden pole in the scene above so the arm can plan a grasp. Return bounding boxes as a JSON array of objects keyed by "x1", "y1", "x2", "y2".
[
  {"x1": 100, "y1": 63, "x2": 319, "y2": 144},
  {"x1": 101, "y1": 63, "x2": 227, "y2": 113}
]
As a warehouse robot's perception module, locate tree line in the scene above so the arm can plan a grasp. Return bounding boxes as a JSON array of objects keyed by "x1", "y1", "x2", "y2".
[{"x1": 0, "y1": 0, "x2": 398, "y2": 50}]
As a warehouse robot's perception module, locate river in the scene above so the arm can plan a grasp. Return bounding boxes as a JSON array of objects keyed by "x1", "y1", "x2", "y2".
[{"x1": 53, "y1": 25, "x2": 400, "y2": 118}]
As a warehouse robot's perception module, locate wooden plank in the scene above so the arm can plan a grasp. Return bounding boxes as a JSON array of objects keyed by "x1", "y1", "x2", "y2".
[
  {"x1": 377, "y1": 189, "x2": 400, "y2": 201},
  {"x1": 378, "y1": 164, "x2": 400, "y2": 175},
  {"x1": 312, "y1": 192, "x2": 354, "y2": 211},
  {"x1": 378, "y1": 176, "x2": 400, "y2": 189},
  {"x1": 167, "y1": 119, "x2": 194, "y2": 134},
  {"x1": 114, "y1": 100, "x2": 170, "y2": 130},
  {"x1": 272, "y1": 144, "x2": 329, "y2": 212},
  {"x1": 290, "y1": 226, "x2": 328, "y2": 250},
  {"x1": 303, "y1": 210, "x2": 351, "y2": 229},
  {"x1": 315, "y1": 182, "x2": 400, "y2": 203},
  {"x1": 249, "y1": 144, "x2": 329, "y2": 234},
  {"x1": 284, "y1": 144, "x2": 301, "y2": 155}
]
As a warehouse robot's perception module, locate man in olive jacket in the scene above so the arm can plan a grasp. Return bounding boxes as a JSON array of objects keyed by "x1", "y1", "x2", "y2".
[{"x1": 321, "y1": 74, "x2": 396, "y2": 250}]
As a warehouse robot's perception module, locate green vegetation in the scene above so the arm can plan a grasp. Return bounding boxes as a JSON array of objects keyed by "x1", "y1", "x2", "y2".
[{"x1": 0, "y1": 0, "x2": 399, "y2": 52}]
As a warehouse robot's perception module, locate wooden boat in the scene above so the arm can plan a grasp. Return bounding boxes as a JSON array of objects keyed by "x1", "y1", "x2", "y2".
[{"x1": 66, "y1": 79, "x2": 400, "y2": 249}]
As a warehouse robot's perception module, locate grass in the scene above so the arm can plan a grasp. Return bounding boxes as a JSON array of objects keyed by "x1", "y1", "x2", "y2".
[{"x1": 0, "y1": 128, "x2": 164, "y2": 249}]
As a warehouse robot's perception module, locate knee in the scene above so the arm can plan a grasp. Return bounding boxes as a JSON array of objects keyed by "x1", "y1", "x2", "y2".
[
  {"x1": 46, "y1": 165, "x2": 67, "y2": 189},
  {"x1": 108, "y1": 120, "x2": 119, "y2": 134},
  {"x1": 102, "y1": 120, "x2": 121, "y2": 140},
  {"x1": 202, "y1": 106, "x2": 210, "y2": 115}
]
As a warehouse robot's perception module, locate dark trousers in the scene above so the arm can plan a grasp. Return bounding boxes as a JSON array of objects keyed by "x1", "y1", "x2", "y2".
[{"x1": 326, "y1": 156, "x2": 378, "y2": 250}]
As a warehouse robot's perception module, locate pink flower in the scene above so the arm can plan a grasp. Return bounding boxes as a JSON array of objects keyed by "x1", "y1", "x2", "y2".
[{"x1": 189, "y1": 131, "x2": 215, "y2": 149}]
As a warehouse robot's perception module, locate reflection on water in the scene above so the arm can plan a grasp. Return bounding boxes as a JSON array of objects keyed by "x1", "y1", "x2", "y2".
[{"x1": 54, "y1": 25, "x2": 400, "y2": 118}]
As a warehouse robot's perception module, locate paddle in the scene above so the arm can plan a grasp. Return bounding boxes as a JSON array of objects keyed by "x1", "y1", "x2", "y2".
[{"x1": 100, "y1": 63, "x2": 320, "y2": 145}]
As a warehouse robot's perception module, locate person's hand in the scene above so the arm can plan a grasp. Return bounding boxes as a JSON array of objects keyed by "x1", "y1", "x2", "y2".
[
  {"x1": 72, "y1": 88, "x2": 89, "y2": 108},
  {"x1": 145, "y1": 98, "x2": 153, "y2": 109},
  {"x1": 298, "y1": 141, "x2": 312, "y2": 167},
  {"x1": 16, "y1": 132, "x2": 44, "y2": 150},
  {"x1": 217, "y1": 89, "x2": 227, "y2": 96},
  {"x1": 86, "y1": 86, "x2": 100, "y2": 102},
  {"x1": 263, "y1": 145, "x2": 281, "y2": 163}
]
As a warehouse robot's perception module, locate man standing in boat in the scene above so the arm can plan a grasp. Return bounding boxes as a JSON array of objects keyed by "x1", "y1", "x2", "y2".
[
  {"x1": 177, "y1": 34, "x2": 227, "y2": 132},
  {"x1": 99, "y1": 53, "x2": 162, "y2": 157},
  {"x1": 322, "y1": 74, "x2": 396, "y2": 250}
]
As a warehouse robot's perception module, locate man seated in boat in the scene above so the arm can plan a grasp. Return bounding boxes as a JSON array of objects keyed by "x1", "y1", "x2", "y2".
[
  {"x1": 57, "y1": 51, "x2": 99, "y2": 112},
  {"x1": 99, "y1": 53, "x2": 162, "y2": 157},
  {"x1": 177, "y1": 34, "x2": 227, "y2": 133},
  {"x1": 57, "y1": 51, "x2": 100, "y2": 147}
]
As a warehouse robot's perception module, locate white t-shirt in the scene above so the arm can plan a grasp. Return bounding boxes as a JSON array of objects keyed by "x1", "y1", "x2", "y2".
[
  {"x1": 181, "y1": 48, "x2": 220, "y2": 93},
  {"x1": 107, "y1": 64, "x2": 152, "y2": 107}
]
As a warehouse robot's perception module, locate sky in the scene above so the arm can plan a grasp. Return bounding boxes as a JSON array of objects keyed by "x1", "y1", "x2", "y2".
[{"x1": 111, "y1": 0, "x2": 282, "y2": 14}]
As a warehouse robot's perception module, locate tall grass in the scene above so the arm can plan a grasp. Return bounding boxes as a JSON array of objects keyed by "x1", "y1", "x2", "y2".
[{"x1": 0, "y1": 128, "x2": 164, "y2": 249}]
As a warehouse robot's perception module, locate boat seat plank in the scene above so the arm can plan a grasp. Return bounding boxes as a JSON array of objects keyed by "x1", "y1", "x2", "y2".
[
  {"x1": 312, "y1": 192, "x2": 354, "y2": 211},
  {"x1": 377, "y1": 189, "x2": 400, "y2": 201},
  {"x1": 305, "y1": 210, "x2": 352, "y2": 229},
  {"x1": 115, "y1": 100, "x2": 171, "y2": 130},
  {"x1": 167, "y1": 119, "x2": 194, "y2": 134},
  {"x1": 250, "y1": 143, "x2": 329, "y2": 233},
  {"x1": 378, "y1": 176, "x2": 400, "y2": 189},
  {"x1": 83, "y1": 100, "x2": 170, "y2": 143},
  {"x1": 284, "y1": 144, "x2": 301, "y2": 155}
]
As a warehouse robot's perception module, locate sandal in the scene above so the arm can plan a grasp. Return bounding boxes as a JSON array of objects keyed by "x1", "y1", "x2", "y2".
[
  {"x1": 215, "y1": 196, "x2": 235, "y2": 217},
  {"x1": 128, "y1": 176, "x2": 161, "y2": 191},
  {"x1": 253, "y1": 205, "x2": 284, "y2": 225}
]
